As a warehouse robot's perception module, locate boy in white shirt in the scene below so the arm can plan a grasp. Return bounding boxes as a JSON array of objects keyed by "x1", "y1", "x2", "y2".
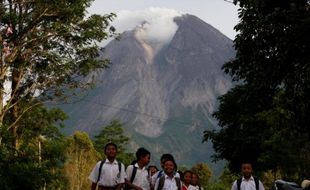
[
  {"x1": 89, "y1": 143, "x2": 126, "y2": 190},
  {"x1": 231, "y1": 162, "x2": 264, "y2": 190},
  {"x1": 125, "y1": 147, "x2": 151, "y2": 190},
  {"x1": 151, "y1": 154, "x2": 180, "y2": 189},
  {"x1": 154, "y1": 158, "x2": 181, "y2": 190}
]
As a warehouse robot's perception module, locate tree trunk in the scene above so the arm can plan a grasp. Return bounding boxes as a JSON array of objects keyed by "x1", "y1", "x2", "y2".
[
  {"x1": 0, "y1": 70, "x2": 3, "y2": 145},
  {"x1": 10, "y1": 66, "x2": 22, "y2": 149},
  {"x1": 0, "y1": 54, "x2": 9, "y2": 144}
]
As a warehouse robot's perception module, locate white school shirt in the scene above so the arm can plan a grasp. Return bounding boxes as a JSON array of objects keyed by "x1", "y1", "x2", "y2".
[
  {"x1": 189, "y1": 185, "x2": 203, "y2": 190},
  {"x1": 154, "y1": 174, "x2": 179, "y2": 190},
  {"x1": 89, "y1": 159, "x2": 126, "y2": 186},
  {"x1": 231, "y1": 176, "x2": 265, "y2": 190},
  {"x1": 151, "y1": 170, "x2": 180, "y2": 187},
  {"x1": 126, "y1": 163, "x2": 150, "y2": 190},
  {"x1": 186, "y1": 185, "x2": 197, "y2": 190}
]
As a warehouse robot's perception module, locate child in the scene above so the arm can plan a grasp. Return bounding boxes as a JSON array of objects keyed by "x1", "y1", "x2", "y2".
[
  {"x1": 125, "y1": 147, "x2": 151, "y2": 190},
  {"x1": 154, "y1": 158, "x2": 181, "y2": 190},
  {"x1": 89, "y1": 143, "x2": 126, "y2": 190},
  {"x1": 182, "y1": 170, "x2": 195, "y2": 190},
  {"x1": 231, "y1": 162, "x2": 265, "y2": 190},
  {"x1": 151, "y1": 154, "x2": 180, "y2": 188},
  {"x1": 148, "y1": 165, "x2": 159, "y2": 177},
  {"x1": 190, "y1": 173, "x2": 203, "y2": 190}
]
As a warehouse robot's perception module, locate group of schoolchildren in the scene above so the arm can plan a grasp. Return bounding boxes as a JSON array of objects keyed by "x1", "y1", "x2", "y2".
[
  {"x1": 89, "y1": 142, "x2": 309, "y2": 190},
  {"x1": 89, "y1": 143, "x2": 203, "y2": 190}
]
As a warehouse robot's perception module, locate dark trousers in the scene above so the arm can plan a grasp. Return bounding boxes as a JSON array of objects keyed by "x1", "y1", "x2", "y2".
[{"x1": 98, "y1": 186, "x2": 117, "y2": 190}]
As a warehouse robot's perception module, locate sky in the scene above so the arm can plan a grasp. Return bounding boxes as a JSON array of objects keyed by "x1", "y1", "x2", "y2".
[{"x1": 88, "y1": 0, "x2": 239, "y2": 40}]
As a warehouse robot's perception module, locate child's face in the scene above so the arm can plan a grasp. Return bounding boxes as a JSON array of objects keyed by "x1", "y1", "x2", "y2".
[
  {"x1": 150, "y1": 167, "x2": 158, "y2": 176},
  {"x1": 241, "y1": 163, "x2": 252, "y2": 178},
  {"x1": 163, "y1": 160, "x2": 175, "y2": 175},
  {"x1": 105, "y1": 145, "x2": 117, "y2": 158},
  {"x1": 183, "y1": 172, "x2": 192, "y2": 185},
  {"x1": 141, "y1": 154, "x2": 151, "y2": 166},
  {"x1": 191, "y1": 174, "x2": 198, "y2": 185}
]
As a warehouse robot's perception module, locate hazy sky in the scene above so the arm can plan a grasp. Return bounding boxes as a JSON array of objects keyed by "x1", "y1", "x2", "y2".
[{"x1": 88, "y1": 0, "x2": 239, "y2": 40}]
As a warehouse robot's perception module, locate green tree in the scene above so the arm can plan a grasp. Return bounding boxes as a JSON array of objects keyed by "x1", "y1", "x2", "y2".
[
  {"x1": 0, "y1": 104, "x2": 68, "y2": 189},
  {"x1": 178, "y1": 165, "x2": 189, "y2": 172},
  {"x1": 93, "y1": 119, "x2": 134, "y2": 166},
  {"x1": 0, "y1": 0, "x2": 115, "y2": 148},
  {"x1": 191, "y1": 163, "x2": 212, "y2": 188},
  {"x1": 64, "y1": 131, "x2": 101, "y2": 190},
  {"x1": 204, "y1": 0, "x2": 310, "y2": 180},
  {"x1": 207, "y1": 167, "x2": 238, "y2": 190}
]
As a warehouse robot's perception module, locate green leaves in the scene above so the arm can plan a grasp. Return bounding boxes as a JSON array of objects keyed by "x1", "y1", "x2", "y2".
[
  {"x1": 1, "y1": 0, "x2": 116, "y2": 118},
  {"x1": 93, "y1": 119, "x2": 134, "y2": 166},
  {"x1": 0, "y1": 0, "x2": 119, "y2": 188},
  {"x1": 0, "y1": 104, "x2": 69, "y2": 189},
  {"x1": 205, "y1": 0, "x2": 310, "y2": 179},
  {"x1": 64, "y1": 131, "x2": 101, "y2": 190},
  {"x1": 191, "y1": 163, "x2": 212, "y2": 188}
]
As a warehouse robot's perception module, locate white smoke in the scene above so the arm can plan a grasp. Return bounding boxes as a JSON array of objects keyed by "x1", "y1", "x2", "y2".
[{"x1": 106, "y1": 7, "x2": 183, "y2": 48}]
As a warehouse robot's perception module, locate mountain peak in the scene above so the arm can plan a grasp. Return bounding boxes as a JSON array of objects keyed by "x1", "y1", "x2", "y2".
[{"x1": 61, "y1": 14, "x2": 234, "y2": 166}]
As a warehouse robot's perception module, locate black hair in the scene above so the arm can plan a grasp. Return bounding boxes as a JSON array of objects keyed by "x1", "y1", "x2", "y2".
[
  {"x1": 104, "y1": 142, "x2": 117, "y2": 152},
  {"x1": 160, "y1": 153, "x2": 174, "y2": 162},
  {"x1": 183, "y1": 170, "x2": 193, "y2": 176},
  {"x1": 178, "y1": 170, "x2": 184, "y2": 181},
  {"x1": 241, "y1": 161, "x2": 254, "y2": 168},
  {"x1": 182, "y1": 170, "x2": 193, "y2": 183},
  {"x1": 148, "y1": 165, "x2": 159, "y2": 171},
  {"x1": 241, "y1": 160, "x2": 253, "y2": 165},
  {"x1": 136, "y1": 147, "x2": 151, "y2": 161},
  {"x1": 162, "y1": 157, "x2": 177, "y2": 168}
]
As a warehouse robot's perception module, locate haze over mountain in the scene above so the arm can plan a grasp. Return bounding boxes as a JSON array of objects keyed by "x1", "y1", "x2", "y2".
[{"x1": 60, "y1": 11, "x2": 234, "y2": 169}]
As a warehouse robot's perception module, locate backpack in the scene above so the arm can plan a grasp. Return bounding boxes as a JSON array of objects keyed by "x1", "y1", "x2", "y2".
[
  {"x1": 156, "y1": 170, "x2": 164, "y2": 179},
  {"x1": 97, "y1": 160, "x2": 122, "y2": 183},
  {"x1": 157, "y1": 175, "x2": 181, "y2": 190},
  {"x1": 124, "y1": 165, "x2": 138, "y2": 190},
  {"x1": 237, "y1": 177, "x2": 259, "y2": 190},
  {"x1": 156, "y1": 170, "x2": 178, "y2": 179}
]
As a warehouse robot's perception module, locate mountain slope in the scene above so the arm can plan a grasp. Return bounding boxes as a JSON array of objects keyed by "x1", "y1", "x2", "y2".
[{"x1": 60, "y1": 14, "x2": 234, "y2": 169}]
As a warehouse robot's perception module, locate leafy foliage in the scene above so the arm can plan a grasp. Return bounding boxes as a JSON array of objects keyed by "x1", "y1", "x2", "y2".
[
  {"x1": 64, "y1": 131, "x2": 101, "y2": 190},
  {"x1": 191, "y1": 163, "x2": 213, "y2": 188},
  {"x1": 207, "y1": 167, "x2": 245, "y2": 190},
  {"x1": 0, "y1": 0, "x2": 115, "y2": 148},
  {"x1": 93, "y1": 119, "x2": 135, "y2": 166},
  {"x1": 0, "y1": 104, "x2": 68, "y2": 189},
  {"x1": 204, "y1": 0, "x2": 310, "y2": 180},
  {"x1": 0, "y1": 0, "x2": 116, "y2": 187}
]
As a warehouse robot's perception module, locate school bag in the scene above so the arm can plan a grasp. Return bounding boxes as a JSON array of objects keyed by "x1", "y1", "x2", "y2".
[
  {"x1": 97, "y1": 160, "x2": 122, "y2": 183},
  {"x1": 156, "y1": 170, "x2": 164, "y2": 179},
  {"x1": 156, "y1": 170, "x2": 179, "y2": 179},
  {"x1": 237, "y1": 177, "x2": 259, "y2": 190},
  {"x1": 157, "y1": 175, "x2": 181, "y2": 190},
  {"x1": 124, "y1": 165, "x2": 138, "y2": 190}
]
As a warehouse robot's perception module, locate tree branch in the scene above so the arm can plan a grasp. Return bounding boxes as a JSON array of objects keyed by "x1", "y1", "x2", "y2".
[{"x1": 6, "y1": 101, "x2": 41, "y2": 131}]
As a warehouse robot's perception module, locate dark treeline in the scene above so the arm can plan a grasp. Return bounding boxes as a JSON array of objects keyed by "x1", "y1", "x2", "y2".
[{"x1": 204, "y1": 0, "x2": 310, "y2": 182}]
